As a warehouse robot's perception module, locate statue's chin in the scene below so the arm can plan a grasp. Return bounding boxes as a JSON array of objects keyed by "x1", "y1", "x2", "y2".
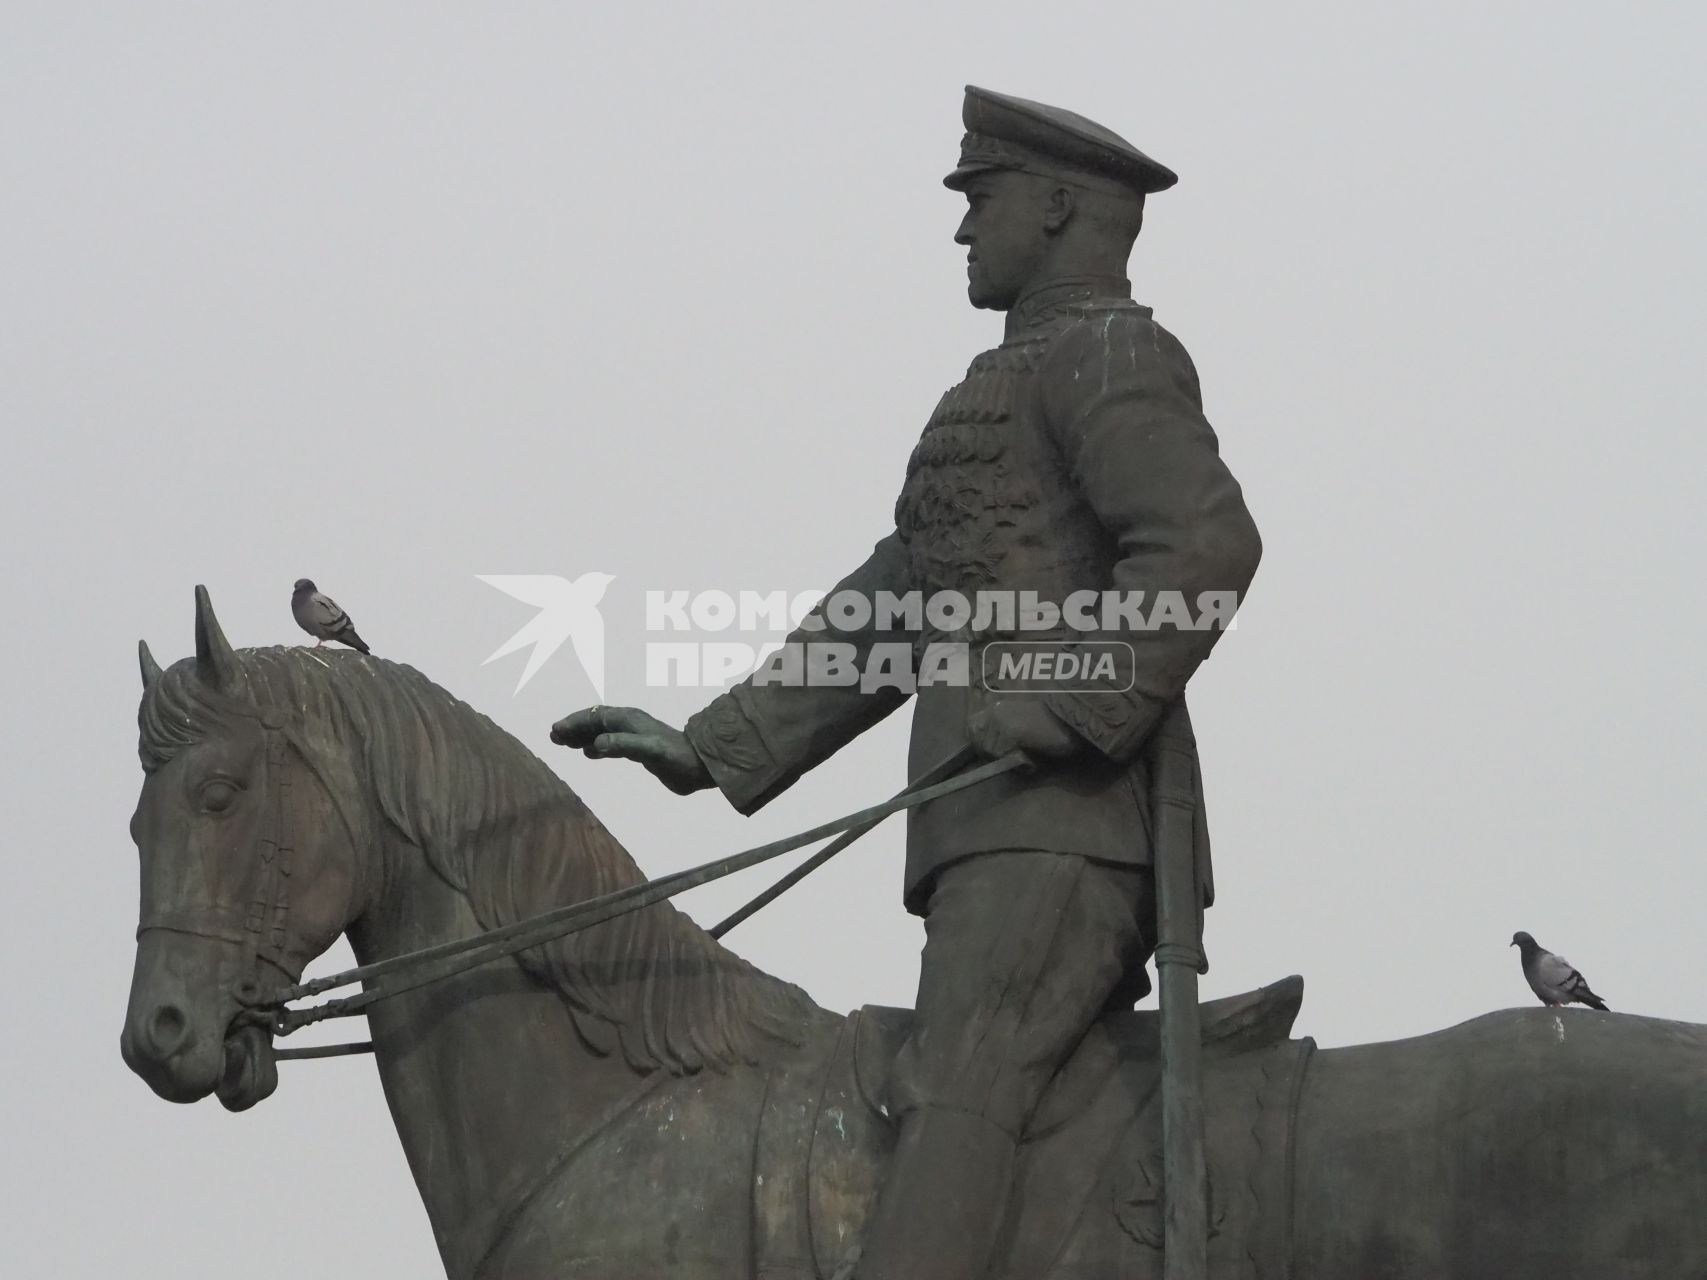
[
  {"x1": 129, "y1": 1035, "x2": 223, "y2": 1105},
  {"x1": 216, "y1": 1025, "x2": 279, "y2": 1113},
  {"x1": 966, "y1": 279, "x2": 1017, "y2": 312}
]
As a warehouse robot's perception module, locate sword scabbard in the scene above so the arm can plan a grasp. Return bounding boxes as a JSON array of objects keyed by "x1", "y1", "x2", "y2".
[{"x1": 1151, "y1": 700, "x2": 1209, "y2": 1280}]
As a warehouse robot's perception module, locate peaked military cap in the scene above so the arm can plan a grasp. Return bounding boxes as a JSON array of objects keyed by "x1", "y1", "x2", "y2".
[{"x1": 944, "y1": 85, "x2": 1177, "y2": 199}]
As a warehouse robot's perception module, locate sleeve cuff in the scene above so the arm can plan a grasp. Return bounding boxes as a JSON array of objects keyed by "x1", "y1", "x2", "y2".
[
  {"x1": 1044, "y1": 686, "x2": 1170, "y2": 763},
  {"x1": 682, "y1": 689, "x2": 791, "y2": 815}
]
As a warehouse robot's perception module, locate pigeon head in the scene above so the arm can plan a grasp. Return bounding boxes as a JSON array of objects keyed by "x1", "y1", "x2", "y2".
[
  {"x1": 1510, "y1": 931, "x2": 1538, "y2": 950},
  {"x1": 293, "y1": 578, "x2": 316, "y2": 594}
]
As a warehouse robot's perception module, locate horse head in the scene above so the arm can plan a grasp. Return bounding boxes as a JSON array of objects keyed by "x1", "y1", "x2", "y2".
[
  {"x1": 123, "y1": 585, "x2": 815, "y2": 1123},
  {"x1": 121, "y1": 587, "x2": 368, "y2": 1111}
]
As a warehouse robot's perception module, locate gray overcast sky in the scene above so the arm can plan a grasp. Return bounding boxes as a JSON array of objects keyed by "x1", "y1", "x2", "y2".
[{"x1": 4, "y1": 4, "x2": 1705, "y2": 1275}]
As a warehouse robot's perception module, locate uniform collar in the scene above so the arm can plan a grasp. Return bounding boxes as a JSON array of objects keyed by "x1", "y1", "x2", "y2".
[{"x1": 1005, "y1": 274, "x2": 1132, "y2": 339}]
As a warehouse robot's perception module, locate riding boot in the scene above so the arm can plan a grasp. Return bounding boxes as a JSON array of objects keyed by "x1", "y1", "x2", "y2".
[{"x1": 844, "y1": 1105, "x2": 1018, "y2": 1280}]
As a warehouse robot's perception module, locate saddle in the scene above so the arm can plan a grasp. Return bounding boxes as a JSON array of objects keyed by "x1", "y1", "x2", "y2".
[{"x1": 752, "y1": 976, "x2": 1310, "y2": 1280}]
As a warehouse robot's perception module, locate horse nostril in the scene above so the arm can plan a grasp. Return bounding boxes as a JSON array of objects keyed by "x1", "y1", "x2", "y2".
[{"x1": 145, "y1": 1004, "x2": 190, "y2": 1059}]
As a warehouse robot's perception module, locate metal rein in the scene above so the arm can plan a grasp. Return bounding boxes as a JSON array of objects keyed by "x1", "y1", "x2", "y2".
[{"x1": 263, "y1": 746, "x2": 1031, "y2": 1060}]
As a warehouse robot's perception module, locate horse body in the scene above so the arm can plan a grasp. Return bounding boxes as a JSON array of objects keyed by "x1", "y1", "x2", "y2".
[
  {"x1": 122, "y1": 605, "x2": 1707, "y2": 1280},
  {"x1": 480, "y1": 980, "x2": 1308, "y2": 1280},
  {"x1": 1294, "y1": 1007, "x2": 1707, "y2": 1279}
]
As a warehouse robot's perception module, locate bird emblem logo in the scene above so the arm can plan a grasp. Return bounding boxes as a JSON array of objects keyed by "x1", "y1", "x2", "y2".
[{"x1": 477, "y1": 572, "x2": 616, "y2": 697}]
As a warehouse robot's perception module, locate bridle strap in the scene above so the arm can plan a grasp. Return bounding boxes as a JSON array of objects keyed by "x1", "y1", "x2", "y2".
[
  {"x1": 134, "y1": 725, "x2": 312, "y2": 1003},
  {"x1": 135, "y1": 915, "x2": 307, "y2": 979},
  {"x1": 235, "y1": 728, "x2": 293, "y2": 1001}
]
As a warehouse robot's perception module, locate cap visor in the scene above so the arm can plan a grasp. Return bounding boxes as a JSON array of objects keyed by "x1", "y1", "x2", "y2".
[{"x1": 942, "y1": 162, "x2": 1002, "y2": 191}]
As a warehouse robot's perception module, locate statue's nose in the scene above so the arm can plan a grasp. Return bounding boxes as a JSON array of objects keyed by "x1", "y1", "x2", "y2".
[{"x1": 138, "y1": 1001, "x2": 191, "y2": 1061}]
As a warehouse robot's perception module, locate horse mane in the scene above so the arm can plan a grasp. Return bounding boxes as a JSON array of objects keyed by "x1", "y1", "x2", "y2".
[{"x1": 139, "y1": 646, "x2": 821, "y2": 1075}]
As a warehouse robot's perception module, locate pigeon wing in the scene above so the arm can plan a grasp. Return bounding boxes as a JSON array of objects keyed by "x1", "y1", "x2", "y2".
[
  {"x1": 1534, "y1": 950, "x2": 1579, "y2": 991},
  {"x1": 1553, "y1": 954, "x2": 1608, "y2": 1009},
  {"x1": 309, "y1": 592, "x2": 348, "y2": 629},
  {"x1": 1532, "y1": 950, "x2": 1608, "y2": 1009},
  {"x1": 320, "y1": 594, "x2": 371, "y2": 653}
]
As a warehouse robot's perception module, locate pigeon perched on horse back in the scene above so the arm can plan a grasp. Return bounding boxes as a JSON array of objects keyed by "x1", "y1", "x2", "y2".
[
  {"x1": 291, "y1": 579, "x2": 370, "y2": 654},
  {"x1": 1511, "y1": 931, "x2": 1609, "y2": 1010}
]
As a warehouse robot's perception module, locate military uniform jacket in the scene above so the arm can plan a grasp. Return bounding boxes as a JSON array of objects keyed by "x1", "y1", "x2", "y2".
[{"x1": 685, "y1": 277, "x2": 1261, "y2": 914}]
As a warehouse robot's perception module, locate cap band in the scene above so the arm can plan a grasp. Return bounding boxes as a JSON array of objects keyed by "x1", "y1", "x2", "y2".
[{"x1": 950, "y1": 131, "x2": 1139, "y2": 199}]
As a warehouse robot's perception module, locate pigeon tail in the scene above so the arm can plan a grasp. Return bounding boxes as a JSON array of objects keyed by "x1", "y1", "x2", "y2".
[{"x1": 336, "y1": 624, "x2": 371, "y2": 655}]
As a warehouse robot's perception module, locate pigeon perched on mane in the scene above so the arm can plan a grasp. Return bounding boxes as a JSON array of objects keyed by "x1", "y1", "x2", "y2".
[{"x1": 291, "y1": 578, "x2": 370, "y2": 654}]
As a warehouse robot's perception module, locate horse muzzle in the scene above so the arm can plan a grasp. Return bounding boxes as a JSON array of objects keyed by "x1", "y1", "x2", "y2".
[{"x1": 121, "y1": 930, "x2": 280, "y2": 1110}]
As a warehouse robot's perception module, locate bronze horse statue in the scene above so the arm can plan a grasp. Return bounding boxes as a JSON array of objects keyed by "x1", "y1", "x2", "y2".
[{"x1": 122, "y1": 590, "x2": 1707, "y2": 1279}]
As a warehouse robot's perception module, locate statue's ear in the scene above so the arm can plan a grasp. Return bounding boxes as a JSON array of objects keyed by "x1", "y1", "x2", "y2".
[
  {"x1": 138, "y1": 640, "x2": 163, "y2": 690},
  {"x1": 1043, "y1": 183, "x2": 1076, "y2": 234},
  {"x1": 193, "y1": 584, "x2": 239, "y2": 690}
]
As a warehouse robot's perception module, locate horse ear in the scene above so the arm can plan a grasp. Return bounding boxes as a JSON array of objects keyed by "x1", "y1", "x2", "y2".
[
  {"x1": 193, "y1": 584, "x2": 238, "y2": 689},
  {"x1": 138, "y1": 639, "x2": 163, "y2": 689}
]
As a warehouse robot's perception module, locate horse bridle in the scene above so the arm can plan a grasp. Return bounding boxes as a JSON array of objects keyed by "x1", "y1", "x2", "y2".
[{"x1": 135, "y1": 721, "x2": 320, "y2": 1020}]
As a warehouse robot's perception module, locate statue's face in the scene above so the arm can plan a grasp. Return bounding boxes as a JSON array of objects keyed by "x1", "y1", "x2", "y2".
[{"x1": 954, "y1": 170, "x2": 1052, "y2": 311}]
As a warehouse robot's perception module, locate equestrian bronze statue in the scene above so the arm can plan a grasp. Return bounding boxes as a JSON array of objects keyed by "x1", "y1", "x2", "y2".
[
  {"x1": 119, "y1": 85, "x2": 1707, "y2": 1280},
  {"x1": 122, "y1": 598, "x2": 1707, "y2": 1279}
]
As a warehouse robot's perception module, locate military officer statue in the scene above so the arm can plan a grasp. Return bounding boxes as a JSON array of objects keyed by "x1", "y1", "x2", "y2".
[{"x1": 553, "y1": 86, "x2": 1261, "y2": 1280}]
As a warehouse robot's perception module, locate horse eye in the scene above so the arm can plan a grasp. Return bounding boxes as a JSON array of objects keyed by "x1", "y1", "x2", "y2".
[{"x1": 198, "y1": 779, "x2": 242, "y2": 814}]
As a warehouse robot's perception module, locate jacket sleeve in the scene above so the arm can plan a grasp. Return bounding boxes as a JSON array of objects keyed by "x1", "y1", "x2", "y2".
[
  {"x1": 1035, "y1": 309, "x2": 1261, "y2": 763},
  {"x1": 683, "y1": 531, "x2": 917, "y2": 814}
]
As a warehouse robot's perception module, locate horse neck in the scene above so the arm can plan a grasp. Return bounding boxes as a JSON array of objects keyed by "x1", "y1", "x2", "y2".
[{"x1": 345, "y1": 831, "x2": 657, "y2": 1280}]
